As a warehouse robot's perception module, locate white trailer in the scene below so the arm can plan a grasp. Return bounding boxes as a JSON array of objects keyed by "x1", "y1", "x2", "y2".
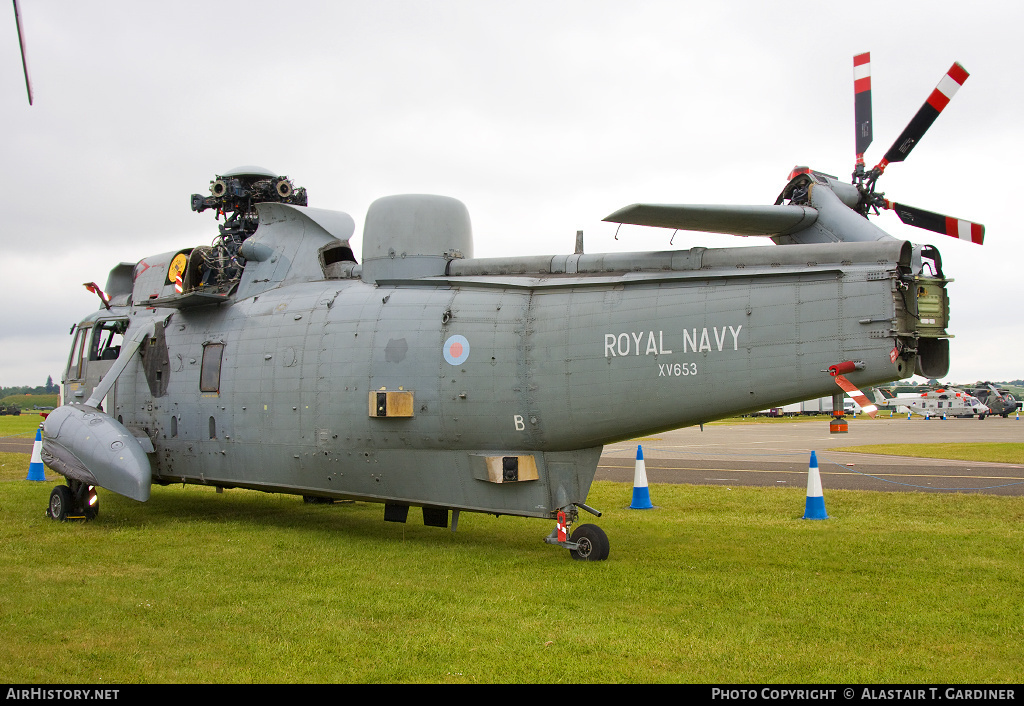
[{"x1": 755, "y1": 396, "x2": 857, "y2": 416}]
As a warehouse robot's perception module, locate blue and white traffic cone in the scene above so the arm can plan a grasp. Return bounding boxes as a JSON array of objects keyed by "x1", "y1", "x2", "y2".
[
  {"x1": 802, "y1": 451, "x2": 828, "y2": 520},
  {"x1": 630, "y1": 445, "x2": 654, "y2": 509},
  {"x1": 26, "y1": 426, "x2": 45, "y2": 481}
]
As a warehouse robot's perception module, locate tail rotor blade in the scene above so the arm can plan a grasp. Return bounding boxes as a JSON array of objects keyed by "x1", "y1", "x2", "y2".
[
  {"x1": 882, "y1": 200, "x2": 984, "y2": 244},
  {"x1": 853, "y1": 52, "x2": 873, "y2": 166},
  {"x1": 875, "y1": 62, "x2": 969, "y2": 172}
]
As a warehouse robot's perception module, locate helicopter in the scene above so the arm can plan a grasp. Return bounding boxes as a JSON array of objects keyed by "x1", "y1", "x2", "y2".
[
  {"x1": 871, "y1": 386, "x2": 990, "y2": 419},
  {"x1": 969, "y1": 383, "x2": 1019, "y2": 418},
  {"x1": 39, "y1": 53, "x2": 983, "y2": 560}
]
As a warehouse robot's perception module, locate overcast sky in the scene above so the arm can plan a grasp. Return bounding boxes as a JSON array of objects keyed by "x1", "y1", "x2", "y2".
[{"x1": 2, "y1": 0, "x2": 1021, "y2": 389}]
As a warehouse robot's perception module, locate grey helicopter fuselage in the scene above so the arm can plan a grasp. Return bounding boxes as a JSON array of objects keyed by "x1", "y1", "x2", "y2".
[
  {"x1": 42, "y1": 51, "x2": 983, "y2": 557},
  {"x1": 45, "y1": 182, "x2": 950, "y2": 535}
]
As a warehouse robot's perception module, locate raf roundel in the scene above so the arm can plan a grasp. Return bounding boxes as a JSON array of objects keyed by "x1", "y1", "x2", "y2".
[{"x1": 443, "y1": 335, "x2": 471, "y2": 366}]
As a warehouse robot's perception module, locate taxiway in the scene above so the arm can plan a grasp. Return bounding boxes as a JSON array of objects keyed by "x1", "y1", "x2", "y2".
[{"x1": 599, "y1": 417, "x2": 1024, "y2": 496}]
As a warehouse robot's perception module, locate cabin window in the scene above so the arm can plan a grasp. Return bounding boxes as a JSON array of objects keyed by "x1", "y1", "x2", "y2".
[{"x1": 200, "y1": 343, "x2": 225, "y2": 393}]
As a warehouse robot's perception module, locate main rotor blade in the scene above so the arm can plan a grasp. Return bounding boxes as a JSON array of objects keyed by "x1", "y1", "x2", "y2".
[
  {"x1": 602, "y1": 203, "x2": 818, "y2": 237},
  {"x1": 882, "y1": 200, "x2": 984, "y2": 244},
  {"x1": 853, "y1": 52, "x2": 872, "y2": 165},
  {"x1": 875, "y1": 62, "x2": 969, "y2": 172},
  {"x1": 12, "y1": 0, "x2": 32, "y2": 105}
]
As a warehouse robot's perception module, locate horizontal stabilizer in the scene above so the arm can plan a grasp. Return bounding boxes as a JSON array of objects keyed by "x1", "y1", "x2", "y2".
[{"x1": 603, "y1": 204, "x2": 818, "y2": 237}]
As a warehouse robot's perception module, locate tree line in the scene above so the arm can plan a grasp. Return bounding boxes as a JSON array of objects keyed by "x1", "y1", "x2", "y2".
[{"x1": 0, "y1": 376, "x2": 59, "y2": 398}]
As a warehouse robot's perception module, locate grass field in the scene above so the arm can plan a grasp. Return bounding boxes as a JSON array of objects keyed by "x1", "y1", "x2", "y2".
[
  {"x1": 0, "y1": 394, "x2": 59, "y2": 409},
  {"x1": 0, "y1": 414, "x2": 47, "y2": 438},
  {"x1": 832, "y1": 443, "x2": 1024, "y2": 465},
  {"x1": 2, "y1": 447, "x2": 1022, "y2": 684}
]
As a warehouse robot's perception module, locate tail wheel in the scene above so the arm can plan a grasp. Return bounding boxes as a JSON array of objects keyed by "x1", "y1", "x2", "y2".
[{"x1": 569, "y1": 524, "x2": 610, "y2": 561}]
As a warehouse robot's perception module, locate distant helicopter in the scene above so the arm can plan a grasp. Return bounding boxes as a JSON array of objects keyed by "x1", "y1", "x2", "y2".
[
  {"x1": 970, "y1": 383, "x2": 1019, "y2": 418},
  {"x1": 40, "y1": 54, "x2": 982, "y2": 560},
  {"x1": 872, "y1": 386, "x2": 990, "y2": 419}
]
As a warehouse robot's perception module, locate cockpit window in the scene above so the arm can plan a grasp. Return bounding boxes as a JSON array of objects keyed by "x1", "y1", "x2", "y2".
[
  {"x1": 67, "y1": 325, "x2": 90, "y2": 380},
  {"x1": 90, "y1": 320, "x2": 127, "y2": 362}
]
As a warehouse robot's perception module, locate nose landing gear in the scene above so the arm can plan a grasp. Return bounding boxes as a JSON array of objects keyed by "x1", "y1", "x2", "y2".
[{"x1": 46, "y1": 480, "x2": 98, "y2": 521}]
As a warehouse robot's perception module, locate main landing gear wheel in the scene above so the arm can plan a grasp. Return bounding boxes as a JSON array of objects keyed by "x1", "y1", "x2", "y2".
[{"x1": 569, "y1": 524, "x2": 610, "y2": 561}]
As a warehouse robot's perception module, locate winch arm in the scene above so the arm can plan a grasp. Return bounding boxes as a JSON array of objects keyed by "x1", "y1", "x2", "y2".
[{"x1": 85, "y1": 322, "x2": 156, "y2": 408}]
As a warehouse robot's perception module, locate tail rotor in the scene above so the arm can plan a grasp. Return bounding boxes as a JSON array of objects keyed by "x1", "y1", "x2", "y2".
[{"x1": 851, "y1": 55, "x2": 983, "y2": 244}]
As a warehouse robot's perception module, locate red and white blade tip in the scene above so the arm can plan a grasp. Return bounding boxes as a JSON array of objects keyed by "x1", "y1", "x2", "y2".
[
  {"x1": 833, "y1": 374, "x2": 878, "y2": 417},
  {"x1": 853, "y1": 53, "x2": 871, "y2": 94},
  {"x1": 945, "y1": 217, "x2": 985, "y2": 245},
  {"x1": 928, "y1": 62, "x2": 969, "y2": 113}
]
